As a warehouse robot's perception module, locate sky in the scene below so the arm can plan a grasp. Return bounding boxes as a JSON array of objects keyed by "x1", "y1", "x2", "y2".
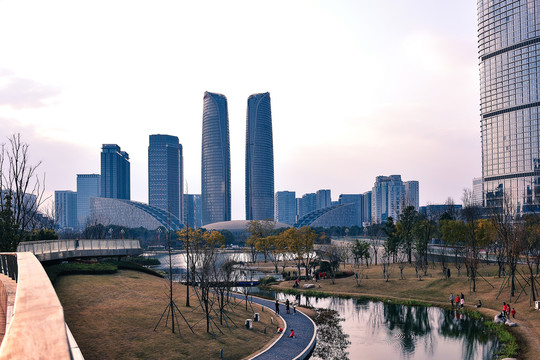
[{"x1": 0, "y1": 0, "x2": 480, "y2": 220}]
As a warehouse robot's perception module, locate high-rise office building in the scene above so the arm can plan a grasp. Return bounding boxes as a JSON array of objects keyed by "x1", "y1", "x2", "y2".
[
  {"x1": 55, "y1": 190, "x2": 77, "y2": 230},
  {"x1": 101, "y1": 144, "x2": 130, "y2": 200},
  {"x1": 201, "y1": 91, "x2": 231, "y2": 225},
  {"x1": 404, "y1": 181, "x2": 419, "y2": 210},
  {"x1": 298, "y1": 193, "x2": 316, "y2": 219},
  {"x1": 148, "y1": 134, "x2": 183, "y2": 220},
  {"x1": 372, "y1": 175, "x2": 405, "y2": 224},
  {"x1": 246, "y1": 92, "x2": 274, "y2": 221},
  {"x1": 472, "y1": 177, "x2": 483, "y2": 206},
  {"x1": 479, "y1": 1, "x2": 540, "y2": 212},
  {"x1": 316, "y1": 189, "x2": 332, "y2": 210},
  {"x1": 76, "y1": 174, "x2": 100, "y2": 227},
  {"x1": 363, "y1": 191, "x2": 372, "y2": 226},
  {"x1": 338, "y1": 194, "x2": 363, "y2": 227},
  {"x1": 371, "y1": 175, "x2": 419, "y2": 223},
  {"x1": 275, "y1": 191, "x2": 296, "y2": 225},
  {"x1": 183, "y1": 194, "x2": 202, "y2": 229}
]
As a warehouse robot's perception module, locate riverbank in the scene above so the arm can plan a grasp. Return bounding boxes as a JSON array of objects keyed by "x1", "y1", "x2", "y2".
[
  {"x1": 55, "y1": 270, "x2": 283, "y2": 360},
  {"x1": 264, "y1": 262, "x2": 539, "y2": 360}
]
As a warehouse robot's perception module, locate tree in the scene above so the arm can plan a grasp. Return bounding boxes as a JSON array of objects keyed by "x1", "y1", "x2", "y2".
[
  {"x1": 352, "y1": 239, "x2": 370, "y2": 268},
  {"x1": 0, "y1": 193, "x2": 18, "y2": 251},
  {"x1": 382, "y1": 216, "x2": 399, "y2": 261},
  {"x1": 396, "y1": 206, "x2": 417, "y2": 263},
  {"x1": 178, "y1": 227, "x2": 204, "y2": 307},
  {"x1": 0, "y1": 134, "x2": 47, "y2": 250},
  {"x1": 490, "y1": 191, "x2": 525, "y2": 298},
  {"x1": 299, "y1": 226, "x2": 317, "y2": 278},
  {"x1": 461, "y1": 189, "x2": 483, "y2": 292},
  {"x1": 523, "y1": 214, "x2": 540, "y2": 305},
  {"x1": 245, "y1": 220, "x2": 275, "y2": 263}
]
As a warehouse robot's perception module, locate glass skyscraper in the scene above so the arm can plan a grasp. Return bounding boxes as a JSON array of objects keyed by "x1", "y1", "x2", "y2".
[
  {"x1": 55, "y1": 190, "x2": 77, "y2": 230},
  {"x1": 76, "y1": 174, "x2": 100, "y2": 227},
  {"x1": 245, "y1": 92, "x2": 274, "y2": 220},
  {"x1": 201, "y1": 91, "x2": 231, "y2": 225},
  {"x1": 148, "y1": 134, "x2": 183, "y2": 221},
  {"x1": 101, "y1": 144, "x2": 130, "y2": 200},
  {"x1": 479, "y1": 1, "x2": 540, "y2": 212},
  {"x1": 275, "y1": 191, "x2": 296, "y2": 225}
]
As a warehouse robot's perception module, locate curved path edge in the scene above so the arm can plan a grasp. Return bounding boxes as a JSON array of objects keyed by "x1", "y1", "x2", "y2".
[{"x1": 230, "y1": 292, "x2": 317, "y2": 360}]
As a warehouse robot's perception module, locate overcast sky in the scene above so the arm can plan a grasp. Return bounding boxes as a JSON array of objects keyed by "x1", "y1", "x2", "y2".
[{"x1": 0, "y1": 0, "x2": 480, "y2": 220}]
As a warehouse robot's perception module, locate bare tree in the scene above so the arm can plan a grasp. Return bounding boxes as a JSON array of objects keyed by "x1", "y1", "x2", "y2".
[
  {"x1": 0, "y1": 134, "x2": 47, "y2": 249},
  {"x1": 490, "y1": 191, "x2": 524, "y2": 298}
]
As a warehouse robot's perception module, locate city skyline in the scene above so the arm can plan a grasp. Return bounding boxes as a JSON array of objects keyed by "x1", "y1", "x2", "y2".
[{"x1": 0, "y1": 1, "x2": 480, "y2": 220}]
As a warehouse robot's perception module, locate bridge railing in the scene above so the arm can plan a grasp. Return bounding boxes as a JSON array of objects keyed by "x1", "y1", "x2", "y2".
[
  {"x1": 17, "y1": 239, "x2": 141, "y2": 255},
  {"x1": 0, "y1": 252, "x2": 82, "y2": 359}
]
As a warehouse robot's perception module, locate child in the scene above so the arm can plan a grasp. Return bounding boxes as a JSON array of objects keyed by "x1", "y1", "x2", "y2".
[{"x1": 511, "y1": 307, "x2": 516, "y2": 318}]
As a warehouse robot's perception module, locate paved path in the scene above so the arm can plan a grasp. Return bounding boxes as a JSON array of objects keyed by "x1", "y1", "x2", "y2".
[{"x1": 231, "y1": 293, "x2": 317, "y2": 360}]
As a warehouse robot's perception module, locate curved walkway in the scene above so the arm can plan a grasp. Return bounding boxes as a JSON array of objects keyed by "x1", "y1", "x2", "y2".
[{"x1": 231, "y1": 293, "x2": 317, "y2": 360}]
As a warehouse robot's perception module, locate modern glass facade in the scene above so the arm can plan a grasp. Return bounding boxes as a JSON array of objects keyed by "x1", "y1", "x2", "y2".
[
  {"x1": 183, "y1": 194, "x2": 202, "y2": 229},
  {"x1": 89, "y1": 197, "x2": 183, "y2": 231},
  {"x1": 77, "y1": 174, "x2": 100, "y2": 227},
  {"x1": 295, "y1": 203, "x2": 359, "y2": 228},
  {"x1": 148, "y1": 134, "x2": 183, "y2": 221},
  {"x1": 101, "y1": 144, "x2": 130, "y2": 200},
  {"x1": 338, "y1": 194, "x2": 363, "y2": 227},
  {"x1": 246, "y1": 92, "x2": 274, "y2": 220},
  {"x1": 298, "y1": 193, "x2": 316, "y2": 219},
  {"x1": 201, "y1": 91, "x2": 231, "y2": 225},
  {"x1": 55, "y1": 190, "x2": 77, "y2": 230},
  {"x1": 479, "y1": 1, "x2": 540, "y2": 212},
  {"x1": 275, "y1": 191, "x2": 297, "y2": 225},
  {"x1": 316, "y1": 189, "x2": 332, "y2": 210}
]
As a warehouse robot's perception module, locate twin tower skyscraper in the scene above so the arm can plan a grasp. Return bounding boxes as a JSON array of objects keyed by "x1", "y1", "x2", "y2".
[{"x1": 202, "y1": 91, "x2": 274, "y2": 225}]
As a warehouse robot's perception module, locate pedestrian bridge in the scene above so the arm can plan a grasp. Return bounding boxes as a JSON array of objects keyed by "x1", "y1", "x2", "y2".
[{"x1": 17, "y1": 239, "x2": 143, "y2": 262}]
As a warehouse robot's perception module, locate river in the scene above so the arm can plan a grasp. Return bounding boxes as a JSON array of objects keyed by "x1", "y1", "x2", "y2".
[{"x1": 147, "y1": 252, "x2": 500, "y2": 359}]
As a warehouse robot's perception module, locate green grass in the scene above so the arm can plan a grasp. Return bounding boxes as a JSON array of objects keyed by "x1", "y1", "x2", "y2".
[
  {"x1": 45, "y1": 260, "x2": 163, "y2": 284},
  {"x1": 484, "y1": 321, "x2": 519, "y2": 358}
]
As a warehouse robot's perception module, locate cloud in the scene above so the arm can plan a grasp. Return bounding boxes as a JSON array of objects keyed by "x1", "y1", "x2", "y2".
[{"x1": 0, "y1": 69, "x2": 60, "y2": 109}]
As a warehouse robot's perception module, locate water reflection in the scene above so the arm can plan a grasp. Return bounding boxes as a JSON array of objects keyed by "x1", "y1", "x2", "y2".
[{"x1": 259, "y1": 290, "x2": 498, "y2": 360}]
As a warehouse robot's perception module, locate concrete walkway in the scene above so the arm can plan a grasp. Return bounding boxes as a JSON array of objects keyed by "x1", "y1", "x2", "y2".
[{"x1": 231, "y1": 293, "x2": 317, "y2": 360}]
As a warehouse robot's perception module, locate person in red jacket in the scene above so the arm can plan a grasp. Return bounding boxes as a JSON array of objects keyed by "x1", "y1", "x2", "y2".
[
  {"x1": 289, "y1": 329, "x2": 295, "y2": 338},
  {"x1": 511, "y1": 308, "x2": 516, "y2": 318}
]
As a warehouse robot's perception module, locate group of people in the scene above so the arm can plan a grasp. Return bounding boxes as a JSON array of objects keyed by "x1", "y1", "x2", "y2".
[
  {"x1": 275, "y1": 299, "x2": 297, "y2": 315},
  {"x1": 502, "y1": 302, "x2": 516, "y2": 318},
  {"x1": 275, "y1": 327, "x2": 295, "y2": 338},
  {"x1": 449, "y1": 292, "x2": 466, "y2": 308}
]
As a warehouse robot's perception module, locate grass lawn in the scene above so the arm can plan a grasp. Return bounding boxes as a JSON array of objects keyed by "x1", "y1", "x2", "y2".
[
  {"x1": 267, "y1": 261, "x2": 540, "y2": 360},
  {"x1": 55, "y1": 270, "x2": 282, "y2": 360}
]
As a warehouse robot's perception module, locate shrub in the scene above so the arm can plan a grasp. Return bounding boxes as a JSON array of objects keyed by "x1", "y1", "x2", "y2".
[{"x1": 46, "y1": 263, "x2": 117, "y2": 283}]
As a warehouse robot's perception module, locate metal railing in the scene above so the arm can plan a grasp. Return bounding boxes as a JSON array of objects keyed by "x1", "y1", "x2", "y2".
[
  {"x1": 0, "y1": 254, "x2": 17, "y2": 282},
  {"x1": 18, "y1": 239, "x2": 141, "y2": 254}
]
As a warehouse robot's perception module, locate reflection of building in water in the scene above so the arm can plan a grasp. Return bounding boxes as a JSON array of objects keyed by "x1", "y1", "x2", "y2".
[{"x1": 479, "y1": 1, "x2": 540, "y2": 213}]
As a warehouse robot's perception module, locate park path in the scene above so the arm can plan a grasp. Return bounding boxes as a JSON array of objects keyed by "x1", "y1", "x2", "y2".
[{"x1": 231, "y1": 292, "x2": 317, "y2": 360}]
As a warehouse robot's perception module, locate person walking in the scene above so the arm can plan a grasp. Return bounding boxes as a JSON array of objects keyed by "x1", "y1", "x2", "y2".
[
  {"x1": 449, "y1": 293, "x2": 455, "y2": 307},
  {"x1": 286, "y1": 299, "x2": 290, "y2": 314},
  {"x1": 460, "y1": 297, "x2": 465, "y2": 308},
  {"x1": 275, "y1": 300, "x2": 280, "y2": 314},
  {"x1": 289, "y1": 329, "x2": 295, "y2": 338},
  {"x1": 511, "y1": 307, "x2": 516, "y2": 318},
  {"x1": 455, "y1": 294, "x2": 460, "y2": 308}
]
